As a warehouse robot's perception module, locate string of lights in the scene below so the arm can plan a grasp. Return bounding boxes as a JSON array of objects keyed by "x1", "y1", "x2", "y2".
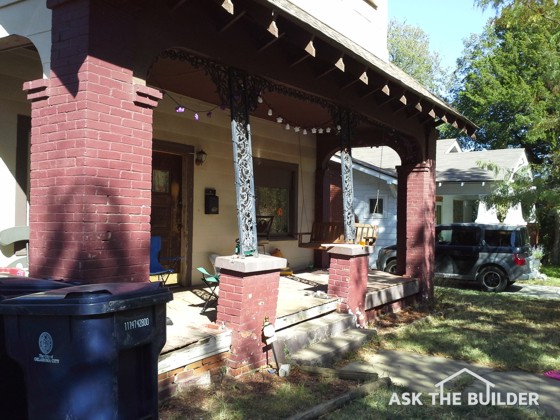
[
  {"x1": 164, "y1": 90, "x2": 225, "y2": 120},
  {"x1": 165, "y1": 89, "x2": 340, "y2": 135}
]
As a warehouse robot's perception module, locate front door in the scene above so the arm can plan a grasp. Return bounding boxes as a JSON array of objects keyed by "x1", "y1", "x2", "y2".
[{"x1": 151, "y1": 151, "x2": 183, "y2": 285}]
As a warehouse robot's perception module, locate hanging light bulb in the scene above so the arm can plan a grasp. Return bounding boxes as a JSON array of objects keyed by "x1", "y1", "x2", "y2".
[
  {"x1": 276, "y1": 116, "x2": 283, "y2": 123},
  {"x1": 268, "y1": 108, "x2": 273, "y2": 116},
  {"x1": 285, "y1": 123, "x2": 290, "y2": 130},
  {"x1": 311, "y1": 128, "x2": 317, "y2": 134},
  {"x1": 175, "y1": 106, "x2": 185, "y2": 113},
  {"x1": 294, "y1": 126, "x2": 300, "y2": 133},
  {"x1": 257, "y1": 96, "x2": 263, "y2": 103},
  {"x1": 303, "y1": 129, "x2": 307, "y2": 135},
  {"x1": 318, "y1": 128, "x2": 324, "y2": 134},
  {"x1": 194, "y1": 113, "x2": 199, "y2": 120},
  {"x1": 326, "y1": 127, "x2": 331, "y2": 133}
]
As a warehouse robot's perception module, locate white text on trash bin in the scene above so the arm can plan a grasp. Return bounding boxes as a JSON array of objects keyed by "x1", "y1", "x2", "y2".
[{"x1": 124, "y1": 317, "x2": 150, "y2": 331}]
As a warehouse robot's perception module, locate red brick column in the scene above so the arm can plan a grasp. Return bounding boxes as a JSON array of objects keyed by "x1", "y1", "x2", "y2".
[
  {"x1": 396, "y1": 161, "x2": 436, "y2": 302},
  {"x1": 214, "y1": 255, "x2": 286, "y2": 376},
  {"x1": 327, "y1": 245, "x2": 370, "y2": 320},
  {"x1": 25, "y1": 0, "x2": 161, "y2": 282}
]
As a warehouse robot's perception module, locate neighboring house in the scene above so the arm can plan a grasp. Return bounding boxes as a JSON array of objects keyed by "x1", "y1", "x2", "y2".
[{"x1": 331, "y1": 139, "x2": 531, "y2": 267}]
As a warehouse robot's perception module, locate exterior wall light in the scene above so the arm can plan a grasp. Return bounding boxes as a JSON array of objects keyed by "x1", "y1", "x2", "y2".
[{"x1": 195, "y1": 149, "x2": 207, "y2": 166}]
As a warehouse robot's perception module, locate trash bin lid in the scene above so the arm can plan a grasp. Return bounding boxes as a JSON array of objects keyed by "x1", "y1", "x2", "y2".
[
  {"x1": 0, "y1": 276, "x2": 78, "y2": 302},
  {"x1": 0, "y1": 282, "x2": 173, "y2": 316}
]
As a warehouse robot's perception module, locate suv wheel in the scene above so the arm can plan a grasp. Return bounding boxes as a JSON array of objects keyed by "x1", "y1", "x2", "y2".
[
  {"x1": 478, "y1": 266, "x2": 508, "y2": 292},
  {"x1": 385, "y1": 260, "x2": 397, "y2": 274}
]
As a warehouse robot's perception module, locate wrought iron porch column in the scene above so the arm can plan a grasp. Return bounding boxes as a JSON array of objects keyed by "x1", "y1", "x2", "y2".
[
  {"x1": 338, "y1": 108, "x2": 357, "y2": 243},
  {"x1": 211, "y1": 67, "x2": 259, "y2": 256}
]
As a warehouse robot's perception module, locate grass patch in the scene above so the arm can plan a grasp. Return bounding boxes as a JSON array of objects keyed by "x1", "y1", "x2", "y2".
[
  {"x1": 159, "y1": 368, "x2": 358, "y2": 419},
  {"x1": 373, "y1": 287, "x2": 560, "y2": 373},
  {"x1": 525, "y1": 265, "x2": 560, "y2": 287}
]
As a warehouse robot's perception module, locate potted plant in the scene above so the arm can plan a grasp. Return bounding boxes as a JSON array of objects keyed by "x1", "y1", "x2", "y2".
[{"x1": 531, "y1": 245, "x2": 545, "y2": 272}]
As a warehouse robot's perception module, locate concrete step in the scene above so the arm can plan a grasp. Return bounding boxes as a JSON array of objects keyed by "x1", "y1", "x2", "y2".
[
  {"x1": 272, "y1": 312, "x2": 356, "y2": 364},
  {"x1": 273, "y1": 312, "x2": 355, "y2": 363},
  {"x1": 287, "y1": 328, "x2": 377, "y2": 367}
]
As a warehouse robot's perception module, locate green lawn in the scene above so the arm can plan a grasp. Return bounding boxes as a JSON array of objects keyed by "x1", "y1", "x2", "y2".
[
  {"x1": 330, "y1": 273, "x2": 560, "y2": 419},
  {"x1": 376, "y1": 287, "x2": 560, "y2": 372},
  {"x1": 526, "y1": 265, "x2": 560, "y2": 287}
]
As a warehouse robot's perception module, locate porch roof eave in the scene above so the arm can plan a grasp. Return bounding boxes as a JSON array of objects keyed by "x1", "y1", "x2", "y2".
[{"x1": 261, "y1": 0, "x2": 478, "y2": 137}]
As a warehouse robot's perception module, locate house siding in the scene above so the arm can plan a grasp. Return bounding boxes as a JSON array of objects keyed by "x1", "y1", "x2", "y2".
[{"x1": 352, "y1": 169, "x2": 396, "y2": 268}]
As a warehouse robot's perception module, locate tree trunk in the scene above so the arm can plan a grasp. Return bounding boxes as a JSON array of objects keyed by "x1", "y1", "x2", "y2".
[{"x1": 552, "y1": 208, "x2": 560, "y2": 265}]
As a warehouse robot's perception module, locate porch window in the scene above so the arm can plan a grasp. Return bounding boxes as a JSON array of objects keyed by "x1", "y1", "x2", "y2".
[{"x1": 253, "y1": 158, "x2": 298, "y2": 238}]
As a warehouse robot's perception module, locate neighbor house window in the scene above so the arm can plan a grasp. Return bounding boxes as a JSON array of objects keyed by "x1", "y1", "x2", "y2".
[
  {"x1": 369, "y1": 198, "x2": 384, "y2": 215},
  {"x1": 436, "y1": 204, "x2": 442, "y2": 225},
  {"x1": 253, "y1": 158, "x2": 298, "y2": 238}
]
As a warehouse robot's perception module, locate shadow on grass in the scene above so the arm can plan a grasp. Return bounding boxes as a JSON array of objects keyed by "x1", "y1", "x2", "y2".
[
  {"x1": 159, "y1": 368, "x2": 356, "y2": 420},
  {"x1": 380, "y1": 286, "x2": 560, "y2": 373}
]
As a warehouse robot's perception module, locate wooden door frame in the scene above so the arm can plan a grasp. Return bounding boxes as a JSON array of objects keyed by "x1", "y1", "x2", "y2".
[{"x1": 153, "y1": 139, "x2": 194, "y2": 287}]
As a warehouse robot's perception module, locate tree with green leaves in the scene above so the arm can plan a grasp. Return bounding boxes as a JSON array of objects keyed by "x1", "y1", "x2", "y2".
[
  {"x1": 452, "y1": 0, "x2": 560, "y2": 263},
  {"x1": 387, "y1": 19, "x2": 450, "y2": 99}
]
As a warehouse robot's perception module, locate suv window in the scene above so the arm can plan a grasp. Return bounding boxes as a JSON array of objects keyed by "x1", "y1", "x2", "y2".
[
  {"x1": 485, "y1": 229, "x2": 513, "y2": 247},
  {"x1": 484, "y1": 227, "x2": 529, "y2": 247},
  {"x1": 437, "y1": 228, "x2": 452, "y2": 244},
  {"x1": 515, "y1": 227, "x2": 530, "y2": 247},
  {"x1": 451, "y1": 227, "x2": 479, "y2": 246}
]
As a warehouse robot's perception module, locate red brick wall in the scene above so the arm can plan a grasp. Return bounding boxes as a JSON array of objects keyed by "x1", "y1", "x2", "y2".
[
  {"x1": 26, "y1": 1, "x2": 161, "y2": 282},
  {"x1": 216, "y1": 269, "x2": 280, "y2": 376},
  {"x1": 328, "y1": 253, "x2": 368, "y2": 318},
  {"x1": 396, "y1": 161, "x2": 436, "y2": 302},
  {"x1": 158, "y1": 352, "x2": 230, "y2": 400}
]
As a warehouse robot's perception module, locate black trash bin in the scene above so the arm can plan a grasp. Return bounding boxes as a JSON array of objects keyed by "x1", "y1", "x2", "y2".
[
  {"x1": 0, "y1": 281, "x2": 173, "y2": 420},
  {"x1": 0, "y1": 276, "x2": 79, "y2": 419}
]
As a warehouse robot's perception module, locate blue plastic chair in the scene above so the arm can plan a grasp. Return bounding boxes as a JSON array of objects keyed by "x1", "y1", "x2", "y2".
[{"x1": 150, "y1": 236, "x2": 180, "y2": 285}]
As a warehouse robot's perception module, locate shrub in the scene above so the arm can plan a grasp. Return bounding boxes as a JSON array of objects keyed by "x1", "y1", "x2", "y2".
[{"x1": 532, "y1": 245, "x2": 545, "y2": 260}]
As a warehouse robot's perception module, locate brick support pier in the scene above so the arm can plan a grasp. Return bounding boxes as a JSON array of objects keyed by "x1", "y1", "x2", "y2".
[
  {"x1": 214, "y1": 255, "x2": 286, "y2": 376},
  {"x1": 327, "y1": 245, "x2": 371, "y2": 322},
  {"x1": 24, "y1": 0, "x2": 161, "y2": 282},
  {"x1": 397, "y1": 161, "x2": 436, "y2": 302}
]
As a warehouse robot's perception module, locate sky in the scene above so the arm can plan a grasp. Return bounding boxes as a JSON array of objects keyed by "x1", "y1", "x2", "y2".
[{"x1": 388, "y1": 1, "x2": 496, "y2": 70}]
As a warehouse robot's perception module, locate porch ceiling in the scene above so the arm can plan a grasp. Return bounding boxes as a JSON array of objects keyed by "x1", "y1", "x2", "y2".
[
  {"x1": 149, "y1": 56, "x2": 332, "y2": 129},
  {"x1": 145, "y1": 0, "x2": 477, "y2": 138}
]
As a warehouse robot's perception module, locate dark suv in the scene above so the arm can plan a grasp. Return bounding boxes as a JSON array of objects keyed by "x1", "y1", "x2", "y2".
[{"x1": 376, "y1": 223, "x2": 534, "y2": 292}]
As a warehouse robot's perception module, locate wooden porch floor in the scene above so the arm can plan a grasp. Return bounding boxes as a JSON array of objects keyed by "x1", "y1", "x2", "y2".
[{"x1": 158, "y1": 270, "x2": 418, "y2": 375}]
